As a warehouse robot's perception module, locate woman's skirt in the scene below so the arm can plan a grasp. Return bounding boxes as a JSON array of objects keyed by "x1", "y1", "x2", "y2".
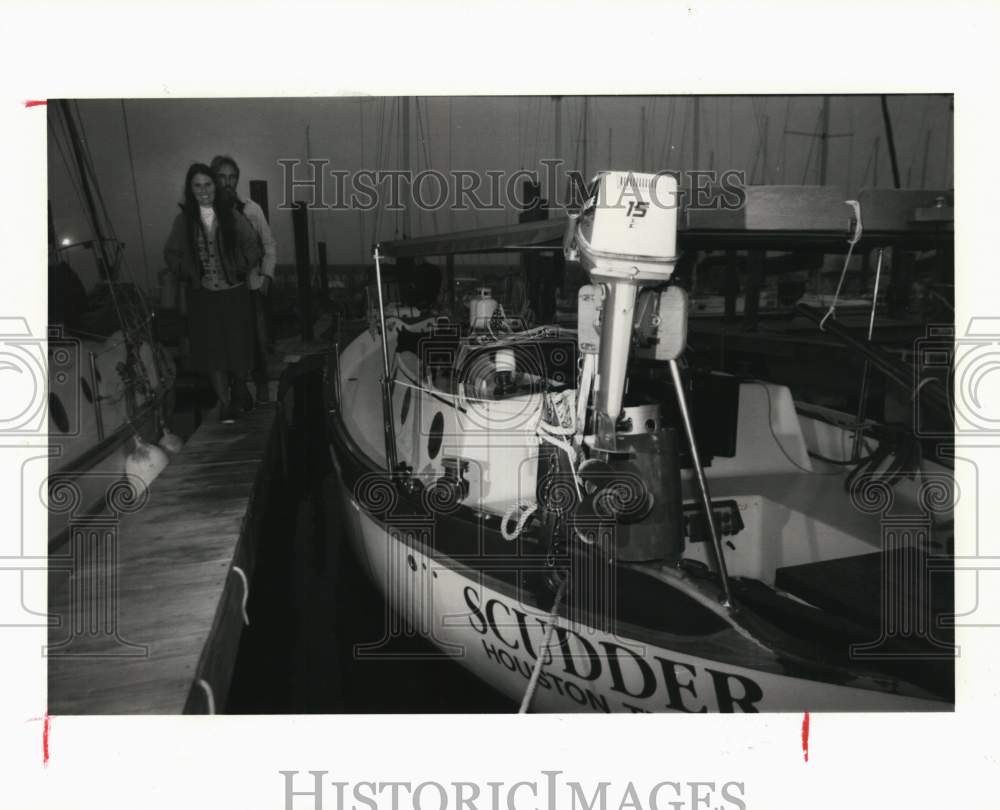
[{"x1": 187, "y1": 284, "x2": 253, "y2": 374}]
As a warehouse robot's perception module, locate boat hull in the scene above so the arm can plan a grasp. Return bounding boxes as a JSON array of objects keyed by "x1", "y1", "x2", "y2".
[{"x1": 334, "y1": 471, "x2": 946, "y2": 713}]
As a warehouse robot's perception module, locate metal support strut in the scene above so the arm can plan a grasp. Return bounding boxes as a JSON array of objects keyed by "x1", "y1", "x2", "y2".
[
  {"x1": 372, "y1": 246, "x2": 399, "y2": 475},
  {"x1": 669, "y1": 359, "x2": 733, "y2": 607}
]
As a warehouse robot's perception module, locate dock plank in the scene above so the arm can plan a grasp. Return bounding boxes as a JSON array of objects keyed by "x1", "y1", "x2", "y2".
[{"x1": 48, "y1": 403, "x2": 278, "y2": 714}]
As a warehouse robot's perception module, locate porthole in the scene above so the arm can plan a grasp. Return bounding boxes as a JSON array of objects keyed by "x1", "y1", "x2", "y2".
[
  {"x1": 49, "y1": 393, "x2": 70, "y2": 433},
  {"x1": 427, "y1": 411, "x2": 444, "y2": 460},
  {"x1": 400, "y1": 386, "x2": 412, "y2": 425}
]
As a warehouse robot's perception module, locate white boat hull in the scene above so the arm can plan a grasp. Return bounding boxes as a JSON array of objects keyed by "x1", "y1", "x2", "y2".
[{"x1": 337, "y1": 475, "x2": 945, "y2": 713}]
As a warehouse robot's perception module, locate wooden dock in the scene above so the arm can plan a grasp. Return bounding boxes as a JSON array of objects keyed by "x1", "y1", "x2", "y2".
[{"x1": 47, "y1": 403, "x2": 279, "y2": 714}]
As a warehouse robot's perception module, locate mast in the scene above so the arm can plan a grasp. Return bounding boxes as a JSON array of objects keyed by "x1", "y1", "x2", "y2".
[
  {"x1": 879, "y1": 95, "x2": 902, "y2": 189},
  {"x1": 402, "y1": 96, "x2": 412, "y2": 237},
  {"x1": 784, "y1": 97, "x2": 851, "y2": 186},
  {"x1": 761, "y1": 116, "x2": 769, "y2": 183},
  {"x1": 920, "y1": 129, "x2": 931, "y2": 188},
  {"x1": 845, "y1": 107, "x2": 855, "y2": 191},
  {"x1": 818, "y1": 95, "x2": 830, "y2": 185},
  {"x1": 779, "y1": 98, "x2": 791, "y2": 183},
  {"x1": 553, "y1": 95, "x2": 562, "y2": 206},
  {"x1": 640, "y1": 105, "x2": 646, "y2": 171},
  {"x1": 693, "y1": 96, "x2": 700, "y2": 169},
  {"x1": 58, "y1": 100, "x2": 116, "y2": 279}
]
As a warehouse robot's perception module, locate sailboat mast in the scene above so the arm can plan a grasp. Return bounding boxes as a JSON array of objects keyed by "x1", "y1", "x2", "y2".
[
  {"x1": 920, "y1": 129, "x2": 931, "y2": 188},
  {"x1": 819, "y1": 96, "x2": 830, "y2": 185},
  {"x1": 640, "y1": 105, "x2": 646, "y2": 171},
  {"x1": 879, "y1": 95, "x2": 902, "y2": 189},
  {"x1": 402, "y1": 96, "x2": 412, "y2": 237},
  {"x1": 693, "y1": 97, "x2": 700, "y2": 169},
  {"x1": 761, "y1": 116, "x2": 769, "y2": 183},
  {"x1": 58, "y1": 100, "x2": 115, "y2": 279},
  {"x1": 553, "y1": 95, "x2": 562, "y2": 205}
]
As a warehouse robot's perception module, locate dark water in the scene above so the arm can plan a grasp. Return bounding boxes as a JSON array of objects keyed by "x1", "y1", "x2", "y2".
[{"x1": 226, "y1": 373, "x2": 514, "y2": 714}]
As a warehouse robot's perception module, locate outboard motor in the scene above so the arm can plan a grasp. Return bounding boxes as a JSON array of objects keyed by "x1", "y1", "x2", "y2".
[
  {"x1": 564, "y1": 171, "x2": 680, "y2": 452},
  {"x1": 561, "y1": 171, "x2": 686, "y2": 563},
  {"x1": 563, "y1": 172, "x2": 732, "y2": 604}
]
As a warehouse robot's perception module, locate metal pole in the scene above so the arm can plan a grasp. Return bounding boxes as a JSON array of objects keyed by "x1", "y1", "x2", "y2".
[
  {"x1": 852, "y1": 248, "x2": 884, "y2": 460},
  {"x1": 59, "y1": 101, "x2": 116, "y2": 279},
  {"x1": 373, "y1": 247, "x2": 399, "y2": 475},
  {"x1": 880, "y1": 95, "x2": 902, "y2": 189},
  {"x1": 669, "y1": 359, "x2": 732, "y2": 607},
  {"x1": 318, "y1": 241, "x2": 330, "y2": 307},
  {"x1": 819, "y1": 96, "x2": 829, "y2": 185},
  {"x1": 89, "y1": 351, "x2": 105, "y2": 441},
  {"x1": 292, "y1": 201, "x2": 312, "y2": 341}
]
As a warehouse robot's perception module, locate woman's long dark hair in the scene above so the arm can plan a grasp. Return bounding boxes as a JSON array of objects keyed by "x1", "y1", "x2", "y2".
[{"x1": 180, "y1": 162, "x2": 239, "y2": 269}]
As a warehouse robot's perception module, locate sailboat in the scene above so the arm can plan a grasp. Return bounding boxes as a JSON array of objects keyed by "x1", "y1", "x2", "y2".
[
  {"x1": 48, "y1": 100, "x2": 177, "y2": 547},
  {"x1": 325, "y1": 170, "x2": 954, "y2": 712}
]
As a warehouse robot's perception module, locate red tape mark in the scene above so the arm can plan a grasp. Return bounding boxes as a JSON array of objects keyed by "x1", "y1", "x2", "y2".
[
  {"x1": 43, "y1": 713, "x2": 50, "y2": 765},
  {"x1": 25, "y1": 100, "x2": 47, "y2": 108},
  {"x1": 801, "y1": 711, "x2": 810, "y2": 762}
]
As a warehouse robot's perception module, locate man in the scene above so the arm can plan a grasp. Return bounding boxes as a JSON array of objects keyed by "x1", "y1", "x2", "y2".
[{"x1": 211, "y1": 154, "x2": 278, "y2": 405}]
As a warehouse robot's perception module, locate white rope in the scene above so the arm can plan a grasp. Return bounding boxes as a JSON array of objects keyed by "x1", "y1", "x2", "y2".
[
  {"x1": 518, "y1": 579, "x2": 566, "y2": 713},
  {"x1": 538, "y1": 393, "x2": 583, "y2": 501},
  {"x1": 231, "y1": 565, "x2": 250, "y2": 626},
  {"x1": 819, "y1": 199, "x2": 864, "y2": 331},
  {"x1": 866, "y1": 248, "x2": 885, "y2": 341},
  {"x1": 500, "y1": 502, "x2": 538, "y2": 541},
  {"x1": 195, "y1": 678, "x2": 216, "y2": 714}
]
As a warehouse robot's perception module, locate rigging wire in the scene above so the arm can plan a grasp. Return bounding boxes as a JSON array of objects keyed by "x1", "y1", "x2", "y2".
[
  {"x1": 676, "y1": 99, "x2": 689, "y2": 171},
  {"x1": 906, "y1": 96, "x2": 931, "y2": 184},
  {"x1": 393, "y1": 98, "x2": 401, "y2": 238},
  {"x1": 799, "y1": 102, "x2": 823, "y2": 185},
  {"x1": 73, "y1": 101, "x2": 118, "y2": 245},
  {"x1": 47, "y1": 115, "x2": 90, "y2": 228},
  {"x1": 534, "y1": 96, "x2": 544, "y2": 169},
  {"x1": 55, "y1": 101, "x2": 168, "y2": 431},
  {"x1": 358, "y1": 99, "x2": 366, "y2": 263},
  {"x1": 779, "y1": 97, "x2": 791, "y2": 183},
  {"x1": 75, "y1": 102, "x2": 153, "y2": 339},
  {"x1": 448, "y1": 98, "x2": 454, "y2": 231},
  {"x1": 120, "y1": 100, "x2": 151, "y2": 290},
  {"x1": 415, "y1": 97, "x2": 439, "y2": 235},
  {"x1": 370, "y1": 97, "x2": 388, "y2": 248},
  {"x1": 729, "y1": 96, "x2": 735, "y2": 170},
  {"x1": 659, "y1": 97, "x2": 676, "y2": 168},
  {"x1": 66, "y1": 102, "x2": 130, "y2": 332},
  {"x1": 714, "y1": 96, "x2": 721, "y2": 172}
]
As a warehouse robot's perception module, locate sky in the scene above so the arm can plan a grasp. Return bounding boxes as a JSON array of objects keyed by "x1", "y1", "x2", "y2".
[{"x1": 48, "y1": 94, "x2": 952, "y2": 292}]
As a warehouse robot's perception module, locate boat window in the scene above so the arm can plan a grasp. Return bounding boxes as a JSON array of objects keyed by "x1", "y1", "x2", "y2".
[
  {"x1": 80, "y1": 376, "x2": 94, "y2": 404},
  {"x1": 49, "y1": 393, "x2": 70, "y2": 433},
  {"x1": 400, "y1": 387, "x2": 412, "y2": 425},
  {"x1": 427, "y1": 411, "x2": 444, "y2": 459}
]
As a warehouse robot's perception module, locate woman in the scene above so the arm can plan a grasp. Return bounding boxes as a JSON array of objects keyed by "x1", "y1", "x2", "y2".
[{"x1": 164, "y1": 163, "x2": 262, "y2": 423}]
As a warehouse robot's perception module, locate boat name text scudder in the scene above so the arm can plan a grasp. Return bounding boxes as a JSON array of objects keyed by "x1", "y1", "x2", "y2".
[{"x1": 464, "y1": 587, "x2": 764, "y2": 713}]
